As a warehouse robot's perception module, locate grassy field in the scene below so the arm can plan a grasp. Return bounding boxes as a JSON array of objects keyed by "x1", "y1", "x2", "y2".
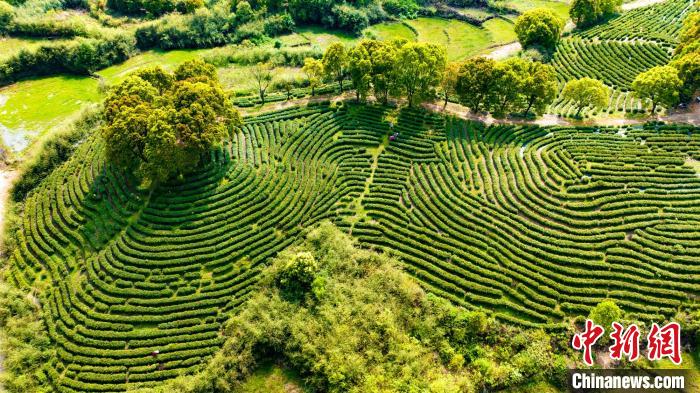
[
  {"x1": 366, "y1": 17, "x2": 517, "y2": 61},
  {"x1": 0, "y1": 37, "x2": 73, "y2": 61},
  {"x1": 236, "y1": 364, "x2": 308, "y2": 393},
  {"x1": 97, "y1": 49, "x2": 210, "y2": 84},
  {"x1": 0, "y1": 75, "x2": 99, "y2": 152},
  {"x1": 502, "y1": 0, "x2": 571, "y2": 21}
]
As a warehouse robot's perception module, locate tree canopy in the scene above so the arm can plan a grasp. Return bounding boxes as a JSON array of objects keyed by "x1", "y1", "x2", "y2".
[
  {"x1": 632, "y1": 66, "x2": 682, "y2": 114},
  {"x1": 570, "y1": 0, "x2": 622, "y2": 27},
  {"x1": 561, "y1": 77, "x2": 609, "y2": 116},
  {"x1": 455, "y1": 57, "x2": 558, "y2": 116},
  {"x1": 514, "y1": 8, "x2": 564, "y2": 50},
  {"x1": 322, "y1": 42, "x2": 348, "y2": 92},
  {"x1": 392, "y1": 42, "x2": 446, "y2": 107},
  {"x1": 101, "y1": 59, "x2": 240, "y2": 184}
]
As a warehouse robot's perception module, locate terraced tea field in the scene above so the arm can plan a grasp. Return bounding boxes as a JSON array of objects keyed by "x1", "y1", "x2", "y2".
[
  {"x1": 7, "y1": 104, "x2": 700, "y2": 391},
  {"x1": 550, "y1": 0, "x2": 696, "y2": 117}
]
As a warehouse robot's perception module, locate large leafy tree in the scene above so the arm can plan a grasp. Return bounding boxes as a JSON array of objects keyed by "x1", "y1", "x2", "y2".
[
  {"x1": 561, "y1": 77, "x2": 609, "y2": 117},
  {"x1": 570, "y1": 0, "x2": 622, "y2": 27},
  {"x1": 514, "y1": 8, "x2": 564, "y2": 50},
  {"x1": 368, "y1": 40, "x2": 399, "y2": 104},
  {"x1": 101, "y1": 60, "x2": 240, "y2": 184},
  {"x1": 348, "y1": 45, "x2": 372, "y2": 102},
  {"x1": 322, "y1": 42, "x2": 348, "y2": 93},
  {"x1": 456, "y1": 57, "x2": 496, "y2": 113},
  {"x1": 490, "y1": 58, "x2": 526, "y2": 115},
  {"x1": 391, "y1": 42, "x2": 446, "y2": 107},
  {"x1": 440, "y1": 61, "x2": 461, "y2": 109},
  {"x1": 521, "y1": 61, "x2": 558, "y2": 117},
  {"x1": 670, "y1": 52, "x2": 700, "y2": 102},
  {"x1": 632, "y1": 66, "x2": 682, "y2": 114},
  {"x1": 302, "y1": 57, "x2": 324, "y2": 96}
]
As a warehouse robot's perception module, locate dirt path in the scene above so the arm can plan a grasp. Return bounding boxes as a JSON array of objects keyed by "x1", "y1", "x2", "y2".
[
  {"x1": 485, "y1": 42, "x2": 522, "y2": 60},
  {"x1": 0, "y1": 169, "x2": 17, "y2": 251},
  {"x1": 622, "y1": 0, "x2": 667, "y2": 10},
  {"x1": 242, "y1": 94, "x2": 700, "y2": 127},
  {"x1": 424, "y1": 100, "x2": 700, "y2": 127}
]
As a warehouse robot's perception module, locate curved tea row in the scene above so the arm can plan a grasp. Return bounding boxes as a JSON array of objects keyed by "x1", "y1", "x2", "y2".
[{"x1": 7, "y1": 104, "x2": 700, "y2": 391}]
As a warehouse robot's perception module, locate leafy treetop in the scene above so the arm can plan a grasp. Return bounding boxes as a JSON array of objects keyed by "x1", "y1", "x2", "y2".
[
  {"x1": 101, "y1": 59, "x2": 240, "y2": 185},
  {"x1": 514, "y1": 8, "x2": 564, "y2": 50}
]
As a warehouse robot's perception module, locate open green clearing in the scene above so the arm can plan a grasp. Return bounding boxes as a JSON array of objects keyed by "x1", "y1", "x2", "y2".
[
  {"x1": 235, "y1": 363, "x2": 308, "y2": 393},
  {"x1": 6, "y1": 102, "x2": 700, "y2": 390},
  {"x1": 501, "y1": 0, "x2": 572, "y2": 21}
]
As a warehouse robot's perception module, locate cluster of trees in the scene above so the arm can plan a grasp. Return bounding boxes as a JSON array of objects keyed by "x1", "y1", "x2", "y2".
[
  {"x1": 107, "y1": 0, "x2": 203, "y2": 17},
  {"x1": 132, "y1": 222, "x2": 569, "y2": 393},
  {"x1": 0, "y1": 35, "x2": 135, "y2": 85},
  {"x1": 452, "y1": 56, "x2": 559, "y2": 116},
  {"x1": 628, "y1": 11, "x2": 700, "y2": 114},
  {"x1": 101, "y1": 60, "x2": 241, "y2": 184},
  {"x1": 671, "y1": 11, "x2": 699, "y2": 103},
  {"x1": 272, "y1": 40, "x2": 559, "y2": 116},
  {"x1": 134, "y1": 3, "x2": 295, "y2": 50},
  {"x1": 570, "y1": 0, "x2": 622, "y2": 27}
]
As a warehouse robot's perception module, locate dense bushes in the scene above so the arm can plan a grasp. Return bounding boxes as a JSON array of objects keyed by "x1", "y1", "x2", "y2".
[
  {"x1": 203, "y1": 45, "x2": 321, "y2": 67},
  {"x1": 133, "y1": 223, "x2": 568, "y2": 393},
  {"x1": 0, "y1": 1, "x2": 13, "y2": 31},
  {"x1": 0, "y1": 283, "x2": 55, "y2": 393},
  {"x1": 0, "y1": 34, "x2": 135, "y2": 85},
  {"x1": 570, "y1": 0, "x2": 622, "y2": 27},
  {"x1": 133, "y1": 5, "x2": 295, "y2": 50},
  {"x1": 107, "y1": 0, "x2": 203, "y2": 16},
  {"x1": 135, "y1": 8, "x2": 234, "y2": 49}
]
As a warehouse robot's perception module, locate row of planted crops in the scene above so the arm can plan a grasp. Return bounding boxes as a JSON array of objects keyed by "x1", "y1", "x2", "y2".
[
  {"x1": 7, "y1": 103, "x2": 700, "y2": 391},
  {"x1": 549, "y1": 0, "x2": 695, "y2": 117}
]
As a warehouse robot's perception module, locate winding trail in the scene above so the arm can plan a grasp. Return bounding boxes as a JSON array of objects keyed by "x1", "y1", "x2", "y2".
[
  {"x1": 0, "y1": 169, "x2": 18, "y2": 250},
  {"x1": 241, "y1": 92, "x2": 700, "y2": 127},
  {"x1": 485, "y1": 42, "x2": 522, "y2": 59}
]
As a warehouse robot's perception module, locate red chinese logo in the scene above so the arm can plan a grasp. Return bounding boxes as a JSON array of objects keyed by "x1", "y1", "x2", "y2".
[
  {"x1": 647, "y1": 322, "x2": 682, "y2": 365},
  {"x1": 573, "y1": 320, "x2": 682, "y2": 366},
  {"x1": 572, "y1": 319, "x2": 605, "y2": 366},
  {"x1": 609, "y1": 322, "x2": 640, "y2": 362}
]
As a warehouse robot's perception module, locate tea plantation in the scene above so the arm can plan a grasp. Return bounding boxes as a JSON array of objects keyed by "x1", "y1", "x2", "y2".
[
  {"x1": 549, "y1": 0, "x2": 696, "y2": 116},
  {"x1": 6, "y1": 103, "x2": 700, "y2": 391}
]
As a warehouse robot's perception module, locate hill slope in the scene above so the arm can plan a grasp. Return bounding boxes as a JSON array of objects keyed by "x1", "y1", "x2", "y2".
[{"x1": 4, "y1": 103, "x2": 700, "y2": 391}]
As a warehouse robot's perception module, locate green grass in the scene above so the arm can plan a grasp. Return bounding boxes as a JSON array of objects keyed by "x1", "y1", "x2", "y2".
[
  {"x1": 482, "y1": 18, "x2": 518, "y2": 43},
  {"x1": 0, "y1": 75, "x2": 99, "y2": 152},
  {"x1": 366, "y1": 21, "x2": 417, "y2": 42},
  {"x1": 97, "y1": 49, "x2": 211, "y2": 83},
  {"x1": 235, "y1": 363, "x2": 308, "y2": 393},
  {"x1": 366, "y1": 17, "x2": 517, "y2": 61},
  {"x1": 219, "y1": 64, "x2": 305, "y2": 93},
  {"x1": 502, "y1": 0, "x2": 571, "y2": 21},
  {"x1": 284, "y1": 26, "x2": 360, "y2": 50},
  {"x1": 0, "y1": 37, "x2": 73, "y2": 61}
]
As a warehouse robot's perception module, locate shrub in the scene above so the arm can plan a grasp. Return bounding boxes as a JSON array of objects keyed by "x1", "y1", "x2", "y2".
[{"x1": 514, "y1": 8, "x2": 564, "y2": 50}]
